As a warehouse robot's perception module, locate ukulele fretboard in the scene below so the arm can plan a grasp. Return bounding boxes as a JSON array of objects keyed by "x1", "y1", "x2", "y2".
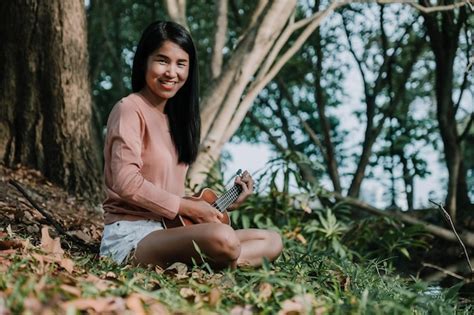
[{"x1": 212, "y1": 184, "x2": 243, "y2": 212}]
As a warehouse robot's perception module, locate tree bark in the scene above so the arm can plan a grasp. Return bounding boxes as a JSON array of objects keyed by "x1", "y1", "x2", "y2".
[
  {"x1": 313, "y1": 24, "x2": 342, "y2": 193},
  {"x1": 400, "y1": 154, "x2": 414, "y2": 210},
  {"x1": 421, "y1": 2, "x2": 468, "y2": 221},
  {"x1": 210, "y1": 0, "x2": 228, "y2": 79},
  {"x1": 164, "y1": 0, "x2": 188, "y2": 30},
  {"x1": 0, "y1": 0, "x2": 103, "y2": 201}
]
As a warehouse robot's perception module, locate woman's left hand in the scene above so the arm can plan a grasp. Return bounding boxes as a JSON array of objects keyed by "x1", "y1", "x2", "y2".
[{"x1": 228, "y1": 170, "x2": 254, "y2": 210}]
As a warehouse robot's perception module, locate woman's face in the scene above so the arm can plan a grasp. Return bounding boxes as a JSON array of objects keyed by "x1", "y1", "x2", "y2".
[{"x1": 144, "y1": 40, "x2": 190, "y2": 104}]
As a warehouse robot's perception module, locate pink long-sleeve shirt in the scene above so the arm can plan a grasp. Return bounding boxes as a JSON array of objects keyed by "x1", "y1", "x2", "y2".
[{"x1": 102, "y1": 93, "x2": 187, "y2": 224}]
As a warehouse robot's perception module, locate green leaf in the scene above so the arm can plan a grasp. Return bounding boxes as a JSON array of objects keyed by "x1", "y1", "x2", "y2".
[{"x1": 399, "y1": 248, "x2": 410, "y2": 259}]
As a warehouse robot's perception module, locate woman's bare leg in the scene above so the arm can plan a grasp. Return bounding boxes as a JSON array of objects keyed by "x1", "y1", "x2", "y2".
[
  {"x1": 235, "y1": 229, "x2": 283, "y2": 267},
  {"x1": 133, "y1": 223, "x2": 241, "y2": 269}
]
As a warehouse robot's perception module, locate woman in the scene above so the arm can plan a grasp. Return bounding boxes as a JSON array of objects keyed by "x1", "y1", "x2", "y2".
[{"x1": 100, "y1": 21, "x2": 283, "y2": 269}]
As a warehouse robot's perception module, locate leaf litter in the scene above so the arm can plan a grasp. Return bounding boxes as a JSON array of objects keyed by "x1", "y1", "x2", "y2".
[{"x1": 1, "y1": 164, "x2": 471, "y2": 314}]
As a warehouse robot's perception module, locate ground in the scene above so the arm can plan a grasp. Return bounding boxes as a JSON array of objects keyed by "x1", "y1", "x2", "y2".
[
  {"x1": 0, "y1": 164, "x2": 471, "y2": 314},
  {"x1": 0, "y1": 163, "x2": 103, "y2": 248}
]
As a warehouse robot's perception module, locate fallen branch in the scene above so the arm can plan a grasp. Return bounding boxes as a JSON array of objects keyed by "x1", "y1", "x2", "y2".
[
  {"x1": 330, "y1": 192, "x2": 474, "y2": 248},
  {"x1": 429, "y1": 199, "x2": 474, "y2": 275},
  {"x1": 422, "y1": 262, "x2": 466, "y2": 281},
  {"x1": 8, "y1": 179, "x2": 99, "y2": 253},
  {"x1": 422, "y1": 259, "x2": 474, "y2": 282}
]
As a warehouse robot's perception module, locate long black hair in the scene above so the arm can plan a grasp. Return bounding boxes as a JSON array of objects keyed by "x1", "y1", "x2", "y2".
[{"x1": 132, "y1": 21, "x2": 200, "y2": 165}]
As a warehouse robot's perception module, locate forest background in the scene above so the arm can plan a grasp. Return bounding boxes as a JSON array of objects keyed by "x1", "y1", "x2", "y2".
[{"x1": 0, "y1": 0, "x2": 473, "y2": 313}]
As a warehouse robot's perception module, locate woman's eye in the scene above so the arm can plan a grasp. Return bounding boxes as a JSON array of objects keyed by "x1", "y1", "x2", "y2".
[
  {"x1": 178, "y1": 63, "x2": 186, "y2": 68},
  {"x1": 157, "y1": 59, "x2": 167, "y2": 64}
]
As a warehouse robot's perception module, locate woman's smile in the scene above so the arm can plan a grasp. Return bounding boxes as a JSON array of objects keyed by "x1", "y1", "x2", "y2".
[{"x1": 143, "y1": 40, "x2": 190, "y2": 108}]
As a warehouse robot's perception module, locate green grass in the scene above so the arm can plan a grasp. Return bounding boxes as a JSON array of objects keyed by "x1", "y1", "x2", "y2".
[{"x1": 1, "y1": 229, "x2": 471, "y2": 314}]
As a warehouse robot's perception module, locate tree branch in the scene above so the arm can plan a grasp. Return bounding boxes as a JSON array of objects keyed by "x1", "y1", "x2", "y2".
[
  {"x1": 331, "y1": 191, "x2": 474, "y2": 248},
  {"x1": 423, "y1": 259, "x2": 474, "y2": 282},
  {"x1": 164, "y1": 0, "x2": 188, "y2": 29},
  {"x1": 312, "y1": 19, "x2": 342, "y2": 192},
  {"x1": 227, "y1": 0, "x2": 346, "y2": 141},
  {"x1": 8, "y1": 180, "x2": 99, "y2": 253},
  {"x1": 372, "y1": 17, "x2": 417, "y2": 98},
  {"x1": 247, "y1": 110, "x2": 286, "y2": 153},
  {"x1": 341, "y1": 13, "x2": 370, "y2": 98},
  {"x1": 406, "y1": 0, "x2": 470, "y2": 13},
  {"x1": 422, "y1": 262, "x2": 466, "y2": 281},
  {"x1": 277, "y1": 79, "x2": 327, "y2": 157},
  {"x1": 459, "y1": 113, "x2": 474, "y2": 143},
  {"x1": 375, "y1": 0, "x2": 471, "y2": 13},
  {"x1": 454, "y1": 17, "x2": 471, "y2": 114},
  {"x1": 211, "y1": 0, "x2": 228, "y2": 79}
]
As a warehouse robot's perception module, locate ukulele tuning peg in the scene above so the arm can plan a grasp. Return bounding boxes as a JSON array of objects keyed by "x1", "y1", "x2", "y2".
[{"x1": 236, "y1": 169, "x2": 242, "y2": 176}]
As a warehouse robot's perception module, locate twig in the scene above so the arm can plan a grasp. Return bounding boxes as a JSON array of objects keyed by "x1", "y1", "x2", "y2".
[
  {"x1": 376, "y1": 0, "x2": 471, "y2": 13},
  {"x1": 422, "y1": 262, "x2": 465, "y2": 280},
  {"x1": 429, "y1": 199, "x2": 474, "y2": 275},
  {"x1": 8, "y1": 179, "x2": 99, "y2": 253}
]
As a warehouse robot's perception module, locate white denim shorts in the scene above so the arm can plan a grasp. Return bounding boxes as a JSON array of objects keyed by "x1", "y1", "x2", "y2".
[{"x1": 100, "y1": 220, "x2": 164, "y2": 265}]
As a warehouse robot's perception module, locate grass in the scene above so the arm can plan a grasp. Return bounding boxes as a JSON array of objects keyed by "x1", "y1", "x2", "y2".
[{"x1": 1, "y1": 226, "x2": 471, "y2": 314}]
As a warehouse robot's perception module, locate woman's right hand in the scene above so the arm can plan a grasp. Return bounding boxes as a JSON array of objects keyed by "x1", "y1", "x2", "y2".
[{"x1": 178, "y1": 198, "x2": 224, "y2": 223}]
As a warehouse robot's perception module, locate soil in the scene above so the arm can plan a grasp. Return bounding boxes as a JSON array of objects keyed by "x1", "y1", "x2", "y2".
[{"x1": 0, "y1": 163, "x2": 103, "y2": 251}]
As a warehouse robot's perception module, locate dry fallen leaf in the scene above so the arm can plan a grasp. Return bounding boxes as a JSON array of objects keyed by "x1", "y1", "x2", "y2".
[
  {"x1": 59, "y1": 257, "x2": 75, "y2": 273},
  {"x1": 208, "y1": 287, "x2": 221, "y2": 306},
  {"x1": 278, "y1": 294, "x2": 315, "y2": 315},
  {"x1": 32, "y1": 253, "x2": 75, "y2": 274},
  {"x1": 165, "y1": 262, "x2": 189, "y2": 279},
  {"x1": 105, "y1": 271, "x2": 117, "y2": 279},
  {"x1": 60, "y1": 284, "x2": 81, "y2": 297},
  {"x1": 0, "y1": 256, "x2": 11, "y2": 272},
  {"x1": 40, "y1": 226, "x2": 64, "y2": 258},
  {"x1": 180, "y1": 287, "x2": 197, "y2": 299},
  {"x1": 229, "y1": 304, "x2": 253, "y2": 315},
  {"x1": 23, "y1": 296, "x2": 43, "y2": 314},
  {"x1": 147, "y1": 301, "x2": 170, "y2": 315},
  {"x1": 69, "y1": 230, "x2": 92, "y2": 243},
  {"x1": 0, "y1": 249, "x2": 17, "y2": 256},
  {"x1": 62, "y1": 297, "x2": 126, "y2": 313},
  {"x1": 258, "y1": 282, "x2": 273, "y2": 302},
  {"x1": 82, "y1": 274, "x2": 114, "y2": 291}
]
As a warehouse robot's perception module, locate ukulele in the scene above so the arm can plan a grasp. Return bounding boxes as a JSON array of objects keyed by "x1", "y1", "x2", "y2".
[{"x1": 162, "y1": 170, "x2": 244, "y2": 229}]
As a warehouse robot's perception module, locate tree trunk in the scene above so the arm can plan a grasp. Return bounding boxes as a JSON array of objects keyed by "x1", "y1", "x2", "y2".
[
  {"x1": 400, "y1": 155, "x2": 414, "y2": 210},
  {"x1": 422, "y1": 3, "x2": 467, "y2": 222},
  {"x1": 0, "y1": 0, "x2": 103, "y2": 201},
  {"x1": 313, "y1": 23, "x2": 342, "y2": 193}
]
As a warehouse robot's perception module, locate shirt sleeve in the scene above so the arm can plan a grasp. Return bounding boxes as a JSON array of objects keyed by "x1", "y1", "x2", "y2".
[{"x1": 105, "y1": 101, "x2": 180, "y2": 219}]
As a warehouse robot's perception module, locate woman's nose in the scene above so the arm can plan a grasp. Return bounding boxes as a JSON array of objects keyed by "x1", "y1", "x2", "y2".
[{"x1": 165, "y1": 64, "x2": 177, "y2": 77}]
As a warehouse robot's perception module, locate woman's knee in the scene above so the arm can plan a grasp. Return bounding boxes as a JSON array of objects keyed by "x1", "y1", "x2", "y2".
[
  {"x1": 267, "y1": 230, "x2": 283, "y2": 260},
  {"x1": 209, "y1": 224, "x2": 241, "y2": 261}
]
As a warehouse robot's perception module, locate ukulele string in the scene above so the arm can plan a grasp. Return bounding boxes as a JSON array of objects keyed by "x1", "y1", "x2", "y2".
[
  {"x1": 214, "y1": 188, "x2": 233, "y2": 212},
  {"x1": 213, "y1": 169, "x2": 245, "y2": 211},
  {"x1": 220, "y1": 185, "x2": 241, "y2": 210},
  {"x1": 215, "y1": 188, "x2": 234, "y2": 211},
  {"x1": 216, "y1": 188, "x2": 234, "y2": 211}
]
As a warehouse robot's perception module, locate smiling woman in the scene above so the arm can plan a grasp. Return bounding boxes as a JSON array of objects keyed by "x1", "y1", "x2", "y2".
[
  {"x1": 141, "y1": 41, "x2": 189, "y2": 111},
  {"x1": 99, "y1": 21, "x2": 283, "y2": 269}
]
